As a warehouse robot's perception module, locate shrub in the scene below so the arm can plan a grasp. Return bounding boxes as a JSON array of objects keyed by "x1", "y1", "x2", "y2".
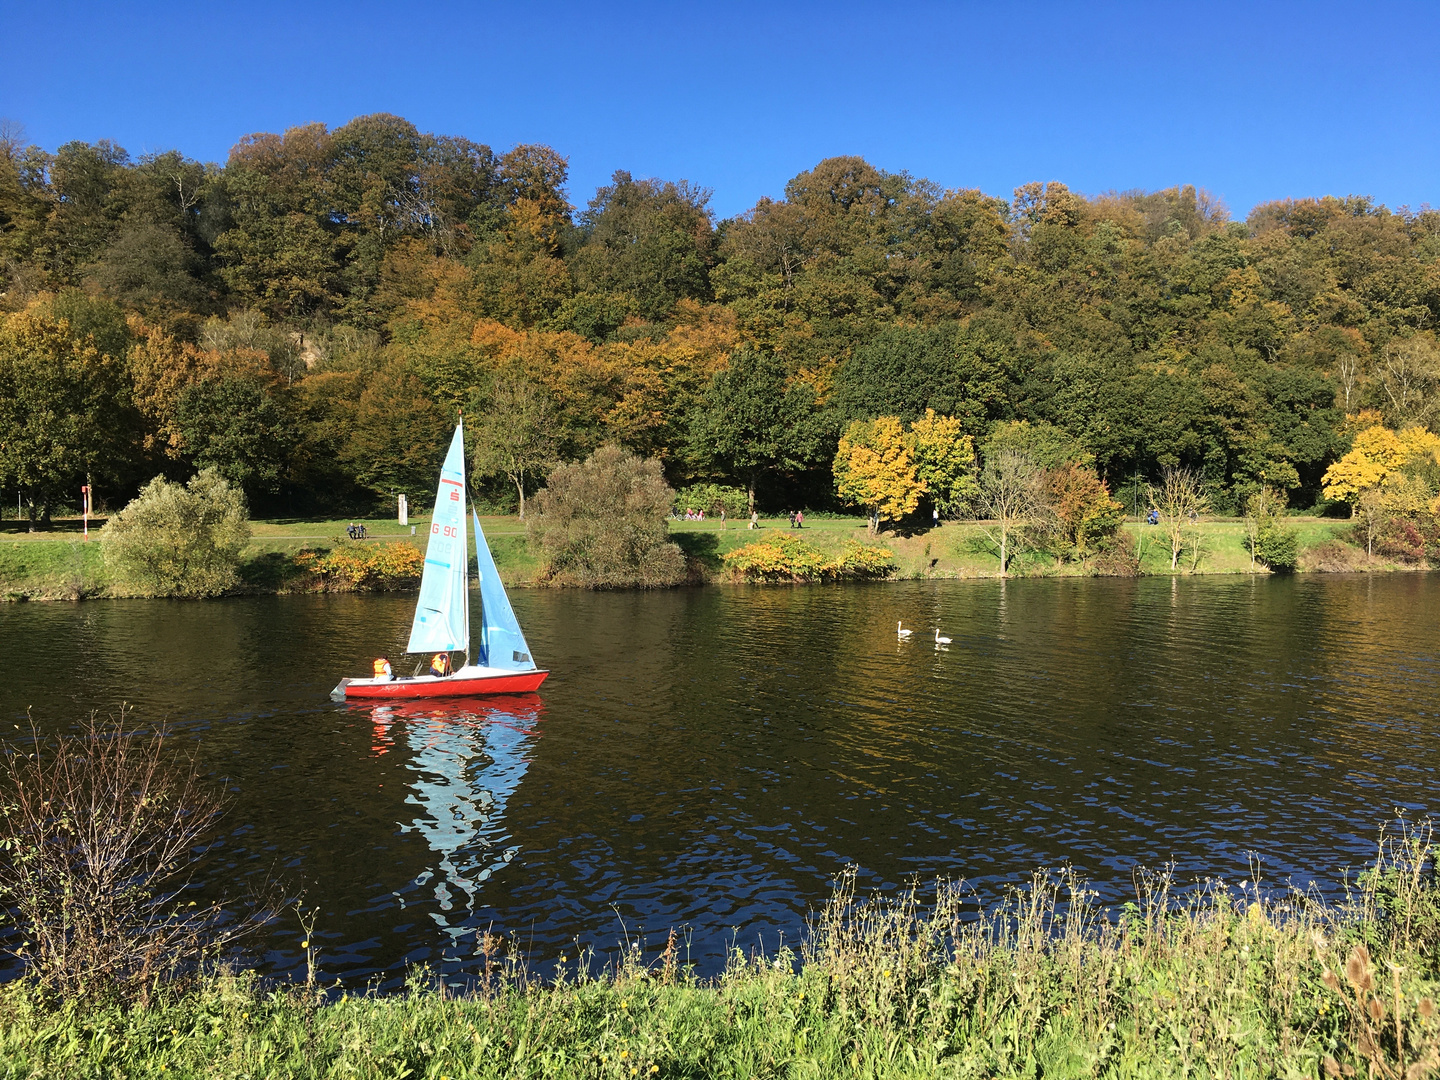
[
  {"x1": 528, "y1": 445, "x2": 685, "y2": 588},
  {"x1": 724, "y1": 534, "x2": 833, "y2": 582},
  {"x1": 1303, "y1": 539, "x2": 1362, "y2": 573},
  {"x1": 1375, "y1": 518, "x2": 1426, "y2": 564},
  {"x1": 1255, "y1": 524, "x2": 1300, "y2": 571},
  {"x1": 1036, "y1": 461, "x2": 1125, "y2": 563},
  {"x1": 0, "y1": 714, "x2": 271, "y2": 1000},
  {"x1": 1089, "y1": 530, "x2": 1141, "y2": 577},
  {"x1": 292, "y1": 542, "x2": 425, "y2": 590},
  {"x1": 831, "y1": 540, "x2": 899, "y2": 579},
  {"x1": 101, "y1": 469, "x2": 250, "y2": 598},
  {"x1": 722, "y1": 535, "x2": 897, "y2": 582}
]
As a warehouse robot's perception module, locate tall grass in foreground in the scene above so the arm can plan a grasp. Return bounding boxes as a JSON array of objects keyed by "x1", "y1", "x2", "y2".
[{"x1": 2, "y1": 823, "x2": 1439, "y2": 1078}]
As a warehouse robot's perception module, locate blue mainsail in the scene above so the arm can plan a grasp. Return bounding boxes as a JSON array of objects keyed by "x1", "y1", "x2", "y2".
[
  {"x1": 473, "y1": 509, "x2": 536, "y2": 670},
  {"x1": 407, "y1": 425, "x2": 470, "y2": 656}
]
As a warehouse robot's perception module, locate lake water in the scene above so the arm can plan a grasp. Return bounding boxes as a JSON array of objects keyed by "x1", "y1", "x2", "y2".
[{"x1": 1, "y1": 575, "x2": 1437, "y2": 986}]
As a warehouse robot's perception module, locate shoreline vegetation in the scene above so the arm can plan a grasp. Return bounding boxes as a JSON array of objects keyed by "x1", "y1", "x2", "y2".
[
  {"x1": 0, "y1": 511, "x2": 1421, "y2": 602},
  {"x1": 3, "y1": 822, "x2": 1439, "y2": 1077}
]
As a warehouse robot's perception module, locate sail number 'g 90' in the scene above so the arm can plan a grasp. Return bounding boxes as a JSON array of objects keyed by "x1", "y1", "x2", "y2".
[{"x1": 431, "y1": 524, "x2": 457, "y2": 537}]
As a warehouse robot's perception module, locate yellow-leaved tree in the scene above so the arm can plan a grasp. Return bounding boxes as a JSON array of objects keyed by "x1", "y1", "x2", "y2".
[
  {"x1": 834, "y1": 416, "x2": 924, "y2": 532},
  {"x1": 908, "y1": 409, "x2": 979, "y2": 516},
  {"x1": 1322, "y1": 424, "x2": 1440, "y2": 509}
]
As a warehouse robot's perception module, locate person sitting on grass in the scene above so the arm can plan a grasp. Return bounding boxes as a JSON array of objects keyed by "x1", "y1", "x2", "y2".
[{"x1": 430, "y1": 652, "x2": 451, "y2": 677}]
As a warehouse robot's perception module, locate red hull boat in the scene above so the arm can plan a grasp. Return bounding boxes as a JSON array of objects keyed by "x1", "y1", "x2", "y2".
[{"x1": 336, "y1": 665, "x2": 549, "y2": 700}]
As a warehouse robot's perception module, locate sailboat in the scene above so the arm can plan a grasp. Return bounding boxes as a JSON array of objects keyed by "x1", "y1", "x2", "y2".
[{"x1": 333, "y1": 420, "x2": 549, "y2": 700}]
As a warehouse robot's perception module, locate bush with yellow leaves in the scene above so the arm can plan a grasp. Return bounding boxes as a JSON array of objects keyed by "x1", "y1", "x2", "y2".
[{"x1": 292, "y1": 542, "x2": 425, "y2": 591}]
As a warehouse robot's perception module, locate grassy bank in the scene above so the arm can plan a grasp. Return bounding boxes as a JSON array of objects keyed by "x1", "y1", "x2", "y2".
[
  {"x1": 0, "y1": 514, "x2": 543, "y2": 601},
  {"x1": 674, "y1": 515, "x2": 1367, "y2": 580},
  {"x1": 2, "y1": 828, "x2": 1438, "y2": 1078},
  {"x1": 0, "y1": 513, "x2": 1406, "y2": 601}
]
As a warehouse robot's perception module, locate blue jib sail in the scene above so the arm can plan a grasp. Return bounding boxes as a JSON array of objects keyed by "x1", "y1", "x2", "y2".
[
  {"x1": 473, "y1": 509, "x2": 536, "y2": 670},
  {"x1": 407, "y1": 424, "x2": 469, "y2": 656}
]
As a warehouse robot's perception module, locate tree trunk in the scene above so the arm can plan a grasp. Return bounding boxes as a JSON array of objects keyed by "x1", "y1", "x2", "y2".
[
  {"x1": 746, "y1": 477, "x2": 757, "y2": 517},
  {"x1": 999, "y1": 522, "x2": 1008, "y2": 576},
  {"x1": 515, "y1": 475, "x2": 526, "y2": 521}
]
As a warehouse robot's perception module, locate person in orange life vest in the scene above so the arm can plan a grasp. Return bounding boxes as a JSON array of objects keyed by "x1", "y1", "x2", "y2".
[
  {"x1": 430, "y1": 652, "x2": 451, "y2": 677},
  {"x1": 372, "y1": 657, "x2": 393, "y2": 682}
]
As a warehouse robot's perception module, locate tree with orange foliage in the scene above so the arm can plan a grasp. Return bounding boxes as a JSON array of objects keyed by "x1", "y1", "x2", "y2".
[{"x1": 1035, "y1": 461, "x2": 1125, "y2": 563}]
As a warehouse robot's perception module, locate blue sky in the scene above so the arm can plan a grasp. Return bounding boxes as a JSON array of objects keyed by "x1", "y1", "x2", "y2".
[{"x1": 4, "y1": 1, "x2": 1438, "y2": 221}]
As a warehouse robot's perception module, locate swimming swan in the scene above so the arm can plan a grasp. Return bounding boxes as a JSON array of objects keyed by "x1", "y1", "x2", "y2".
[
  {"x1": 934, "y1": 629, "x2": 952, "y2": 645},
  {"x1": 897, "y1": 621, "x2": 914, "y2": 638}
]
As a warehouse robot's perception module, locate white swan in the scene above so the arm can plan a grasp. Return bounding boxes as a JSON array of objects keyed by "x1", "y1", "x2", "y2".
[
  {"x1": 934, "y1": 628, "x2": 952, "y2": 645},
  {"x1": 897, "y1": 621, "x2": 914, "y2": 639}
]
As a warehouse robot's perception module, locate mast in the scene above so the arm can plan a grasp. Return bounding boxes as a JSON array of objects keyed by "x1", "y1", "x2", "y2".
[{"x1": 459, "y1": 413, "x2": 470, "y2": 670}]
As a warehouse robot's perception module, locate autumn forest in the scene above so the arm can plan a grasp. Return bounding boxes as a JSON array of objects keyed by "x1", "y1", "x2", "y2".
[{"x1": 1, "y1": 111, "x2": 1437, "y2": 527}]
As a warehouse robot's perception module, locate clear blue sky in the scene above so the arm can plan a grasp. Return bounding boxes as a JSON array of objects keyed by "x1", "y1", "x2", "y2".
[{"x1": 4, "y1": 0, "x2": 1438, "y2": 221}]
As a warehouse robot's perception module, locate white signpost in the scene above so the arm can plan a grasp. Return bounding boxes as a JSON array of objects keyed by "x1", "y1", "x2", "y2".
[{"x1": 398, "y1": 493, "x2": 408, "y2": 526}]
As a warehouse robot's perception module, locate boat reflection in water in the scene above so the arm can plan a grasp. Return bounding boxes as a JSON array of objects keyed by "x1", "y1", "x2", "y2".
[{"x1": 362, "y1": 694, "x2": 545, "y2": 948}]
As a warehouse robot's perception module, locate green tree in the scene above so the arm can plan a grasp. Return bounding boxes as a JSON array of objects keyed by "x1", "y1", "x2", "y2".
[
  {"x1": 835, "y1": 324, "x2": 1005, "y2": 432},
  {"x1": 1243, "y1": 487, "x2": 1287, "y2": 571},
  {"x1": 89, "y1": 221, "x2": 209, "y2": 315},
  {"x1": 571, "y1": 171, "x2": 715, "y2": 321},
  {"x1": 101, "y1": 469, "x2": 250, "y2": 597},
  {"x1": 0, "y1": 308, "x2": 136, "y2": 527},
  {"x1": 174, "y1": 376, "x2": 293, "y2": 499},
  {"x1": 339, "y1": 362, "x2": 451, "y2": 505},
  {"x1": 686, "y1": 349, "x2": 827, "y2": 514},
  {"x1": 468, "y1": 378, "x2": 561, "y2": 519}
]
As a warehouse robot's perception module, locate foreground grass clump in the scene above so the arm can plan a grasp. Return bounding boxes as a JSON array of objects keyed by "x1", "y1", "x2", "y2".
[
  {"x1": 6, "y1": 824, "x2": 1440, "y2": 1078},
  {"x1": 0, "y1": 714, "x2": 273, "y2": 1009},
  {"x1": 724, "y1": 533, "x2": 897, "y2": 582}
]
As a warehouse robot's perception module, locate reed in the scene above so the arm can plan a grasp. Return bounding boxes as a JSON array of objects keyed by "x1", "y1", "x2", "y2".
[{"x1": 1, "y1": 821, "x2": 1438, "y2": 1077}]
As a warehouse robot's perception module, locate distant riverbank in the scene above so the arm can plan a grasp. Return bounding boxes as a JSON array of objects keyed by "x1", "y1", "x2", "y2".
[{"x1": 0, "y1": 512, "x2": 1406, "y2": 601}]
